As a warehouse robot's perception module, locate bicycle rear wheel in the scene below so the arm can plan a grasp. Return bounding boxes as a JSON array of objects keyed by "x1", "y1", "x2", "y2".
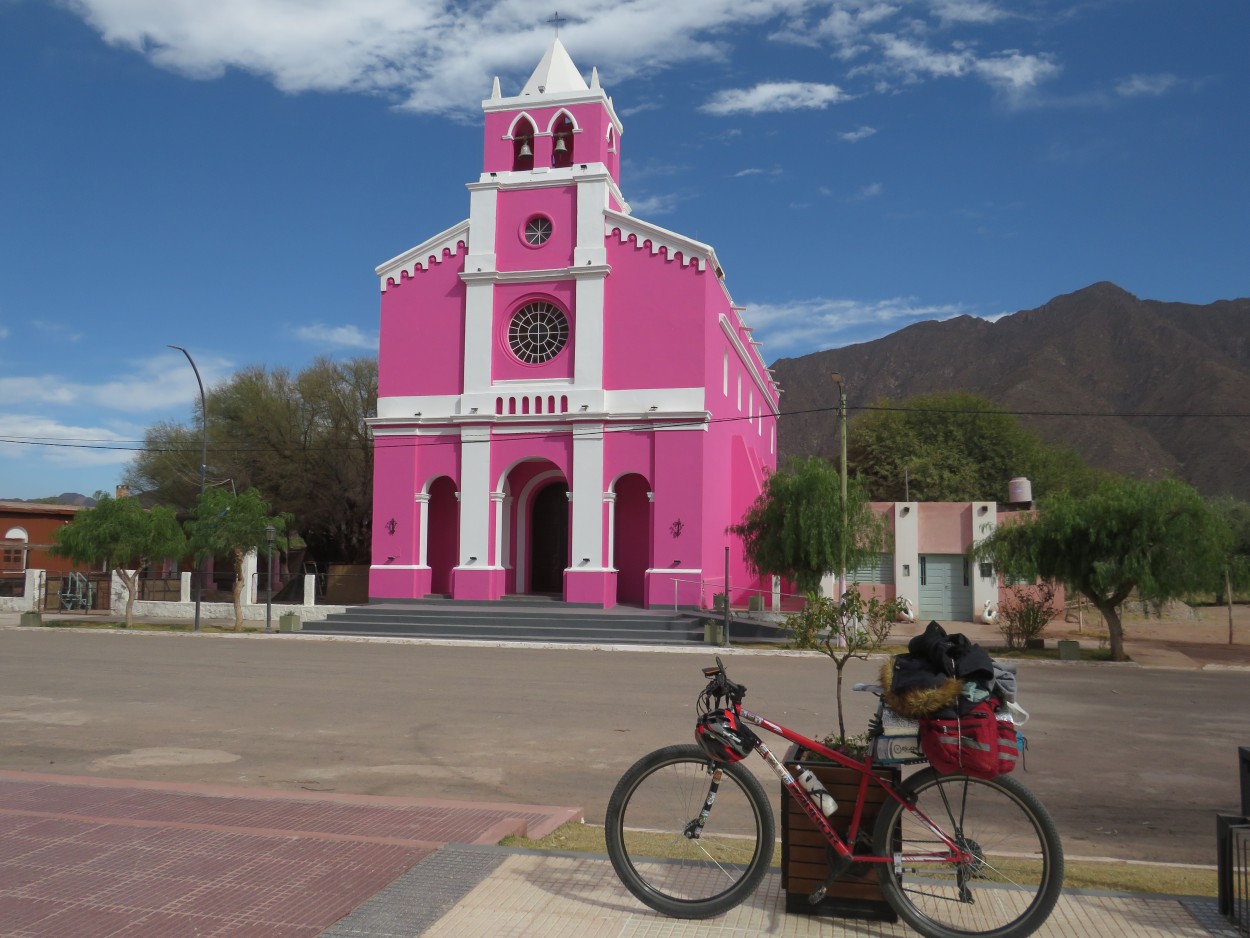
[
  {"x1": 872, "y1": 768, "x2": 1063, "y2": 938},
  {"x1": 604, "y1": 744, "x2": 774, "y2": 919}
]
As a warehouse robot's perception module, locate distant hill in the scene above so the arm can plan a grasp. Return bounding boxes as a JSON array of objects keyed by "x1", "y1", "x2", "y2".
[
  {"x1": 770, "y1": 282, "x2": 1250, "y2": 501},
  {"x1": 0, "y1": 493, "x2": 96, "y2": 507}
]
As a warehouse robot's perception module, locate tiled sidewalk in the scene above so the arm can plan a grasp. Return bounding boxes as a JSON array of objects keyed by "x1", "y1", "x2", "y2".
[{"x1": 0, "y1": 771, "x2": 579, "y2": 937}]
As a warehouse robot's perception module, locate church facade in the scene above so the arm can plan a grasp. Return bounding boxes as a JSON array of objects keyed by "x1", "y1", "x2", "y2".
[{"x1": 367, "y1": 40, "x2": 779, "y2": 609}]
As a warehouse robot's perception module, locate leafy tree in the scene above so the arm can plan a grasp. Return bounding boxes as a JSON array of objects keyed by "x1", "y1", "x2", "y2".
[
  {"x1": 786, "y1": 589, "x2": 902, "y2": 746},
  {"x1": 49, "y1": 494, "x2": 186, "y2": 628},
  {"x1": 1209, "y1": 496, "x2": 1250, "y2": 599},
  {"x1": 184, "y1": 487, "x2": 289, "y2": 630},
  {"x1": 847, "y1": 392, "x2": 1100, "y2": 502},
  {"x1": 125, "y1": 357, "x2": 375, "y2": 563},
  {"x1": 732, "y1": 457, "x2": 887, "y2": 596},
  {"x1": 974, "y1": 478, "x2": 1232, "y2": 661}
]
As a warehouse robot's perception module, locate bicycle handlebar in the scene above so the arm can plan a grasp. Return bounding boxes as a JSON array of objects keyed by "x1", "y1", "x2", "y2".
[{"x1": 701, "y1": 656, "x2": 746, "y2": 707}]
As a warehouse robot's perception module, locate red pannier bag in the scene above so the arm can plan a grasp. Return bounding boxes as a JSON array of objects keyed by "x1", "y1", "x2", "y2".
[{"x1": 919, "y1": 700, "x2": 1021, "y2": 779}]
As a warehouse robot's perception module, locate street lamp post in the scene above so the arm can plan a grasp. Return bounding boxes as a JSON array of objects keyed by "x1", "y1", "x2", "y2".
[
  {"x1": 264, "y1": 524, "x2": 276, "y2": 634},
  {"x1": 169, "y1": 345, "x2": 206, "y2": 633},
  {"x1": 830, "y1": 373, "x2": 848, "y2": 601}
]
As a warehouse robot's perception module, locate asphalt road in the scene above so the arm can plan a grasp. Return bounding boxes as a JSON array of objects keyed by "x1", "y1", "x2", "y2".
[{"x1": 1, "y1": 628, "x2": 1244, "y2": 866}]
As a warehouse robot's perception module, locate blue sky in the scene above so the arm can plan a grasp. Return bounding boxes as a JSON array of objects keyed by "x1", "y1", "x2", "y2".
[{"x1": 2, "y1": 0, "x2": 1246, "y2": 500}]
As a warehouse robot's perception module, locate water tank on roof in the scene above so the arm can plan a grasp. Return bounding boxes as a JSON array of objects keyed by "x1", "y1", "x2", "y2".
[{"x1": 1008, "y1": 477, "x2": 1033, "y2": 505}]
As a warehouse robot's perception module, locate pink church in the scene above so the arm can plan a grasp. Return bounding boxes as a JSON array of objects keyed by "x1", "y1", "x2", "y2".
[{"x1": 367, "y1": 40, "x2": 779, "y2": 610}]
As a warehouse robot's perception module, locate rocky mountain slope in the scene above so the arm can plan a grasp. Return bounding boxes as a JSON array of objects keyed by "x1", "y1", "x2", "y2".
[{"x1": 770, "y1": 282, "x2": 1250, "y2": 500}]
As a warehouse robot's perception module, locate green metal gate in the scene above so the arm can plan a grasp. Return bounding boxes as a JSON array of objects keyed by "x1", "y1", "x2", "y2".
[{"x1": 918, "y1": 554, "x2": 972, "y2": 621}]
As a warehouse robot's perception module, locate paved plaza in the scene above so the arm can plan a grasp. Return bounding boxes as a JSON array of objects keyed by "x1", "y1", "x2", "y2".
[{"x1": 1, "y1": 615, "x2": 1247, "y2": 936}]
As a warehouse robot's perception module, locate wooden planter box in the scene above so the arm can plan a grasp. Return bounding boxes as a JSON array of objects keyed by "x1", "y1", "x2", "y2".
[{"x1": 780, "y1": 746, "x2": 899, "y2": 921}]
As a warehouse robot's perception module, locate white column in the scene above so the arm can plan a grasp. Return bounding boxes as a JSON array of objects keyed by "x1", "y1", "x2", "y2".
[
  {"x1": 457, "y1": 425, "x2": 492, "y2": 564},
  {"x1": 180, "y1": 571, "x2": 191, "y2": 603},
  {"x1": 604, "y1": 492, "x2": 617, "y2": 569},
  {"x1": 490, "y1": 491, "x2": 506, "y2": 566},
  {"x1": 572, "y1": 176, "x2": 607, "y2": 390},
  {"x1": 463, "y1": 281, "x2": 495, "y2": 394},
  {"x1": 414, "y1": 492, "x2": 431, "y2": 566},
  {"x1": 570, "y1": 425, "x2": 605, "y2": 566},
  {"x1": 971, "y1": 502, "x2": 998, "y2": 618},
  {"x1": 243, "y1": 549, "x2": 258, "y2": 603}
]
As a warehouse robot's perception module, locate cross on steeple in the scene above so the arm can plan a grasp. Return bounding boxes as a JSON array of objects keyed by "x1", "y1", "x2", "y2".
[{"x1": 547, "y1": 11, "x2": 565, "y2": 36}]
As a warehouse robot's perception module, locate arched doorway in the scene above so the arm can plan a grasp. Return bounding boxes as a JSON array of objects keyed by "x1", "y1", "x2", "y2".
[
  {"x1": 427, "y1": 476, "x2": 458, "y2": 597},
  {"x1": 613, "y1": 474, "x2": 651, "y2": 605},
  {"x1": 529, "y1": 482, "x2": 568, "y2": 594}
]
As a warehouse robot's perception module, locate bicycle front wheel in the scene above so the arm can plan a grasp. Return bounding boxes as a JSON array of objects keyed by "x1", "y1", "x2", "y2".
[
  {"x1": 604, "y1": 744, "x2": 774, "y2": 919},
  {"x1": 873, "y1": 768, "x2": 1064, "y2": 938}
]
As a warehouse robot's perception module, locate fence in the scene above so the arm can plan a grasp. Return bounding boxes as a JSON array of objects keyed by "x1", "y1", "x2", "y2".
[
  {"x1": 41, "y1": 572, "x2": 111, "y2": 612},
  {"x1": 0, "y1": 572, "x2": 25, "y2": 598},
  {"x1": 1218, "y1": 746, "x2": 1250, "y2": 934}
]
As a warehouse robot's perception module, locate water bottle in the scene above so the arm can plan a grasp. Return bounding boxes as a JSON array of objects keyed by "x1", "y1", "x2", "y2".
[{"x1": 796, "y1": 768, "x2": 837, "y2": 816}]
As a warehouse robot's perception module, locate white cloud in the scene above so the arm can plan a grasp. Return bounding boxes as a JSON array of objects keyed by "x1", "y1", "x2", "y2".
[
  {"x1": 931, "y1": 0, "x2": 1009, "y2": 25},
  {"x1": 745, "y1": 294, "x2": 971, "y2": 356},
  {"x1": 854, "y1": 182, "x2": 884, "y2": 200},
  {"x1": 840, "y1": 125, "x2": 878, "y2": 142},
  {"x1": 702, "y1": 81, "x2": 846, "y2": 116},
  {"x1": 60, "y1": 1, "x2": 1071, "y2": 116},
  {"x1": 0, "y1": 353, "x2": 233, "y2": 413},
  {"x1": 0, "y1": 414, "x2": 139, "y2": 470},
  {"x1": 294, "y1": 323, "x2": 378, "y2": 350},
  {"x1": 1115, "y1": 73, "x2": 1180, "y2": 97},
  {"x1": 628, "y1": 192, "x2": 683, "y2": 216},
  {"x1": 732, "y1": 167, "x2": 782, "y2": 177},
  {"x1": 974, "y1": 50, "x2": 1061, "y2": 94},
  {"x1": 0, "y1": 325, "x2": 10, "y2": 340}
]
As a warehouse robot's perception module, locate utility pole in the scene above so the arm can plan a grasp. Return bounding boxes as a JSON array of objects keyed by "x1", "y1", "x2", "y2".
[{"x1": 830, "y1": 373, "x2": 848, "y2": 600}]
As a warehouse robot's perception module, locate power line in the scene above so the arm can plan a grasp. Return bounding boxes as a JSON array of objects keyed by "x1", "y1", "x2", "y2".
[{"x1": 1, "y1": 402, "x2": 1246, "y2": 455}]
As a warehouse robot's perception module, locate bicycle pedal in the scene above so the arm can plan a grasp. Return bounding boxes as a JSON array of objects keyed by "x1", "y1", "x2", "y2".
[{"x1": 808, "y1": 855, "x2": 853, "y2": 905}]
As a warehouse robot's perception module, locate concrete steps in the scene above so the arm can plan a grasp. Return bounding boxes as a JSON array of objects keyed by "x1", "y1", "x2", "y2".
[{"x1": 302, "y1": 600, "x2": 787, "y2": 646}]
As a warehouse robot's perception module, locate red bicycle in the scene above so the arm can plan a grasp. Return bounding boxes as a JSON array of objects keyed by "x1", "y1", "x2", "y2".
[{"x1": 605, "y1": 656, "x2": 1063, "y2": 938}]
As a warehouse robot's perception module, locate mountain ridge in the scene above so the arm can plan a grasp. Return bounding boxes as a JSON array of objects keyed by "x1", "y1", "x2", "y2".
[{"x1": 770, "y1": 282, "x2": 1250, "y2": 501}]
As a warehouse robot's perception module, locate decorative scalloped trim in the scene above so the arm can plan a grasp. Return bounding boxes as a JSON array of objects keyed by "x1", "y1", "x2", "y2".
[
  {"x1": 377, "y1": 222, "x2": 470, "y2": 291},
  {"x1": 606, "y1": 221, "x2": 709, "y2": 272}
]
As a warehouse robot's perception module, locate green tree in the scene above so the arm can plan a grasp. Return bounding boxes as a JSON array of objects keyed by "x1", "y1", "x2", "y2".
[
  {"x1": 184, "y1": 487, "x2": 288, "y2": 630},
  {"x1": 786, "y1": 589, "x2": 902, "y2": 746},
  {"x1": 731, "y1": 457, "x2": 887, "y2": 596},
  {"x1": 50, "y1": 494, "x2": 187, "y2": 628},
  {"x1": 1209, "y1": 496, "x2": 1250, "y2": 597},
  {"x1": 125, "y1": 357, "x2": 375, "y2": 563},
  {"x1": 974, "y1": 478, "x2": 1232, "y2": 661},
  {"x1": 847, "y1": 392, "x2": 1099, "y2": 502}
]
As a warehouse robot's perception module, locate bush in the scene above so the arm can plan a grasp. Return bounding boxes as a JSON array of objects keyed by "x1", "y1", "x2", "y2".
[{"x1": 997, "y1": 581, "x2": 1061, "y2": 649}]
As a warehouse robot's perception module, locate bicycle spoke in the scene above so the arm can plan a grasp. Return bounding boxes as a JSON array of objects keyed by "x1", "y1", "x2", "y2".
[{"x1": 875, "y1": 769, "x2": 1063, "y2": 938}]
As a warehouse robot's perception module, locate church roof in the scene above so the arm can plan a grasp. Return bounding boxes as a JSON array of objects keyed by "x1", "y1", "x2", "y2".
[{"x1": 520, "y1": 38, "x2": 588, "y2": 96}]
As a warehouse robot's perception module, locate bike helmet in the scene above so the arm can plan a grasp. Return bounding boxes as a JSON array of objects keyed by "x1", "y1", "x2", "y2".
[{"x1": 695, "y1": 708, "x2": 754, "y2": 763}]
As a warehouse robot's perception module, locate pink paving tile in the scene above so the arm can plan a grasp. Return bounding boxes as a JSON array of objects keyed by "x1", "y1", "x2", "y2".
[
  {"x1": 14, "y1": 868, "x2": 131, "y2": 902},
  {"x1": 112, "y1": 910, "x2": 231, "y2": 937},
  {"x1": 0, "y1": 865, "x2": 46, "y2": 891},
  {"x1": 92, "y1": 874, "x2": 214, "y2": 911},
  {"x1": 25, "y1": 902, "x2": 144, "y2": 937},
  {"x1": 0, "y1": 896, "x2": 68, "y2": 931},
  {"x1": 0, "y1": 770, "x2": 578, "y2": 937}
]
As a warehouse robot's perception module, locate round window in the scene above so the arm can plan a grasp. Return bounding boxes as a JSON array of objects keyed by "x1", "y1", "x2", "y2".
[
  {"x1": 509, "y1": 302, "x2": 569, "y2": 364},
  {"x1": 524, "y1": 216, "x2": 552, "y2": 246}
]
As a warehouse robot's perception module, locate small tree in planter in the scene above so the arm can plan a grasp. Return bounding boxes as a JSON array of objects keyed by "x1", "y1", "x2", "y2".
[{"x1": 786, "y1": 587, "x2": 904, "y2": 748}]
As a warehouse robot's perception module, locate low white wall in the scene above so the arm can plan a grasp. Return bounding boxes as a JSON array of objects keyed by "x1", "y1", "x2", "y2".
[
  {"x1": 0, "y1": 570, "x2": 43, "y2": 612},
  {"x1": 111, "y1": 571, "x2": 344, "y2": 623}
]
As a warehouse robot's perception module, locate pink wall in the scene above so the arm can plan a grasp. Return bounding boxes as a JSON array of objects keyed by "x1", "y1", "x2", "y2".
[
  {"x1": 379, "y1": 244, "x2": 467, "y2": 398},
  {"x1": 496, "y1": 188, "x2": 576, "y2": 271},
  {"x1": 491, "y1": 281, "x2": 576, "y2": 382},
  {"x1": 917, "y1": 503, "x2": 973, "y2": 553},
  {"x1": 604, "y1": 237, "x2": 705, "y2": 390}
]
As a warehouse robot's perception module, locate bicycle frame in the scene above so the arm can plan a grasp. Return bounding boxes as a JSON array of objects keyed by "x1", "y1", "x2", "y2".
[{"x1": 733, "y1": 702, "x2": 972, "y2": 870}]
